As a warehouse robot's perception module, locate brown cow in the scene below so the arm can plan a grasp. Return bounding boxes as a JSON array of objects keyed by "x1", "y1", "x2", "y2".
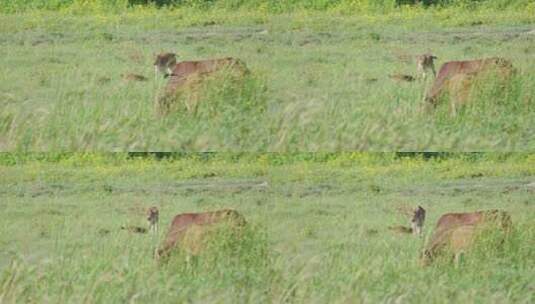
[
  {"x1": 155, "y1": 55, "x2": 249, "y2": 115},
  {"x1": 424, "y1": 57, "x2": 515, "y2": 114},
  {"x1": 155, "y1": 209, "x2": 246, "y2": 262},
  {"x1": 421, "y1": 209, "x2": 512, "y2": 266}
]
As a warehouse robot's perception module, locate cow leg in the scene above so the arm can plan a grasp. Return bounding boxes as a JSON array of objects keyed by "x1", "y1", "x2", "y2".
[
  {"x1": 454, "y1": 251, "x2": 464, "y2": 268},
  {"x1": 191, "y1": 91, "x2": 199, "y2": 114},
  {"x1": 417, "y1": 63, "x2": 424, "y2": 80},
  {"x1": 184, "y1": 91, "x2": 199, "y2": 114},
  {"x1": 186, "y1": 254, "x2": 192, "y2": 268},
  {"x1": 156, "y1": 95, "x2": 171, "y2": 116},
  {"x1": 450, "y1": 100, "x2": 457, "y2": 117},
  {"x1": 185, "y1": 99, "x2": 192, "y2": 113},
  {"x1": 185, "y1": 254, "x2": 200, "y2": 272}
]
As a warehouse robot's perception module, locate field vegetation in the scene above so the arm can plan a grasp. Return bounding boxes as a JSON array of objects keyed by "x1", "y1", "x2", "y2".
[
  {"x1": 0, "y1": 153, "x2": 534, "y2": 303},
  {"x1": 1, "y1": 1, "x2": 534, "y2": 150}
]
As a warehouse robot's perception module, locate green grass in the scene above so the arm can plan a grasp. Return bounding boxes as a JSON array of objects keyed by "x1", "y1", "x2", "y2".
[
  {"x1": 1, "y1": 6, "x2": 535, "y2": 150},
  {"x1": 1, "y1": 154, "x2": 534, "y2": 303},
  {"x1": 1, "y1": 0, "x2": 533, "y2": 14}
]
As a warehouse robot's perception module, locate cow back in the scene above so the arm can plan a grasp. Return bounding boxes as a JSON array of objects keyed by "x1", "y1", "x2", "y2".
[
  {"x1": 157, "y1": 209, "x2": 246, "y2": 260},
  {"x1": 425, "y1": 57, "x2": 514, "y2": 104},
  {"x1": 163, "y1": 58, "x2": 248, "y2": 96},
  {"x1": 422, "y1": 209, "x2": 511, "y2": 265}
]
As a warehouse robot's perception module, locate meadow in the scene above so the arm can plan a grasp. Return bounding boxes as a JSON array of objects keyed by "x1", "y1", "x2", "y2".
[
  {"x1": 1, "y1": 153, "x2": 534, "y2": 303},
  {"x1": 1, "y1": 2, "x2": 535, "y2": 151}
]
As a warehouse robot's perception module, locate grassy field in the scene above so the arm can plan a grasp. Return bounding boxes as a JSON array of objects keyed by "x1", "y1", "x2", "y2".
[
  {"x1": 1, "y1": 153, "x2": 534, "y2": 303},
  {"x1": 1, "y1": 6, "x2": 535, "y2": 151}
]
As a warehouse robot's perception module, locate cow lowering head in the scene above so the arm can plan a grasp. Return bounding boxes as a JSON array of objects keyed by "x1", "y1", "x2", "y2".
[
  {"x1": 421, "y1": 209, "x2": 512, "y2": 266},
  {"x1": 155, "y1": 209, "x2": 247, "y2": 262},
  {"x1": 424, "y1": 57, "x2": 515, "y2": 112},
  {"x1": 156, "y1": 57, "x2": 249, "y2": 116}
]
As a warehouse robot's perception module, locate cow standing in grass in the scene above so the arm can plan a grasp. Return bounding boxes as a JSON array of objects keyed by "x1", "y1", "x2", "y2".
[
  {"x1": 154, "y1": 53, "x2": 249, "y2": 115},
  {"x1": 155, "y1": 209, "x2": 247, "y2": 262},
  {"x1": 421, "y1": 209, "x2": 512, "y2": 266},
  {"x1": 424, "y1": 57, "x2": 515, "y2": 115}
]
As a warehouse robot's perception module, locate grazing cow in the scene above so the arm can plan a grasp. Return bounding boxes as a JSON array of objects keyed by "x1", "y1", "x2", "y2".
[
  {"x1": 424, "y1": 57, "x2": 515, "y2": 114},
  {"x1": 388, "y1": 205, "x2": 426, "y2": 236},
  {"x1": 155, "y1": 209, "x2": 247, "y2": 262},
  {"x1": 155, "y1": 55, "x2": 249, "y2": 115},
  {"x1": 421, "y1": 209, "x2": 512, "y2": 266}
]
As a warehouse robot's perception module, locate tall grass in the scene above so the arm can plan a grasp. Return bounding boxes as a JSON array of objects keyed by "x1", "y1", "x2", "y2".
[
  {"x1": 1, "y1": 1, "x2": 534, "y2": 151},
  {"x1": 1, "y1": 152, "x2": 534, "y2": 168},
  {"x1": 1, "y1": 11, "x2": 534, "y2": 151},
  {"x1": 1, "y1": 0, "x2": 534, "y2": 13},
  {"x1": 0, "y1": 155, "x2": 534, "y2": 303},
  {"x1": 163, "y1": 224, "x2": 271, "y2": 283}
]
